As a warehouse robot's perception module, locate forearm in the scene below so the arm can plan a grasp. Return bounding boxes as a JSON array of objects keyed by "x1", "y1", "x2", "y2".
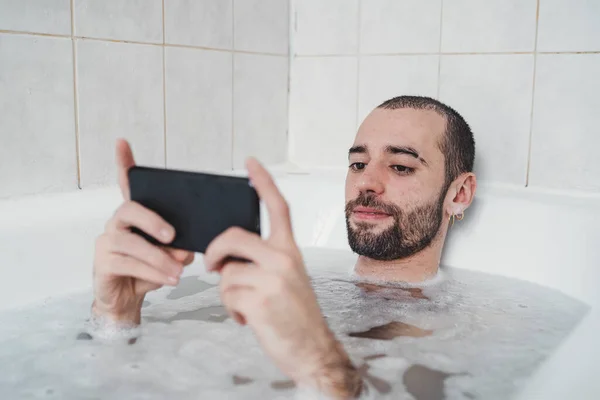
[
  {"x1": 304, "y1": 333, "x2": 364, "y2": 399},
  {"x1": 91, "y1": 295, "x2": 145, "y2": 325}
]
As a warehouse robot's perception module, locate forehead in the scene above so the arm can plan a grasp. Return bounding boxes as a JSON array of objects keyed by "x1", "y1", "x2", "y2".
[{"x1": 354, "y1": 108, "x2": 446, "y2": 159}]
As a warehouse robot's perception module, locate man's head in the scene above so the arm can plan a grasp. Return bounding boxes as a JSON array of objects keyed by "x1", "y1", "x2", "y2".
[{"x1": 345, "y1": 96, "x2": 476, "y2": 261}]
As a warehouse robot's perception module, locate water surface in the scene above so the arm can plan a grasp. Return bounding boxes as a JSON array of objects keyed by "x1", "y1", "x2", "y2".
[{"x1": 0, "y1": 248, "x2": 587, "y2": 399}]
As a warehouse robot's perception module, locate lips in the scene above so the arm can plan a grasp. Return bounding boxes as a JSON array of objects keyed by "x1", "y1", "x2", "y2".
[
  {"x1": 353, "y1": 206, "x2": 390, "y2": 215},
  {"x1": 352, "y1": 206, "x2": 391, "y2": 220}
]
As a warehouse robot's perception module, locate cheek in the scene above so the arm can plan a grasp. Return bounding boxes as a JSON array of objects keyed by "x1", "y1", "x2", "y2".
[
  {"x1": 385, "y1": 181, "x2": 416, "y2": 202},
  {"x1": 385, "y1": 180, "x2": 431, "y2": 211}
]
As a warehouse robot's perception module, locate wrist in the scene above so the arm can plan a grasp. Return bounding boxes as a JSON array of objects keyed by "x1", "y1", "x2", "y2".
[
  {"x1": 303, "y1": 331, "x2": 363, "y2": 399},
  {"x1": 91, "y1": 297, "x2": 144, "y2": 325}
]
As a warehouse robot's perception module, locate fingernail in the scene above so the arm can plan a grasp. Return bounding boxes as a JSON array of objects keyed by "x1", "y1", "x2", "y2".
[
  {"x1": 167, "y1": 276, "x2": 178, "y2": 285},
  {"x1": 160, "y1": 228, "x2": 172, "y2": 240}
]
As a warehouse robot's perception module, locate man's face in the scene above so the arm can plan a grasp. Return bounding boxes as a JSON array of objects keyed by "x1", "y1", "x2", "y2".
[{"x1": 345, "y1": 107, "x2": 449, "y2": 260}]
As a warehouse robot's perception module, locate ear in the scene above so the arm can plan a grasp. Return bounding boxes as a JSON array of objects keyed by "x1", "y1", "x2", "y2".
[{"x1": 445, "y1": 173, "x2": 477, "y2": 217}]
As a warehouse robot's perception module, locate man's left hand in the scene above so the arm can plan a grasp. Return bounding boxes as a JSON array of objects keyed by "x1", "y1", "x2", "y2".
[{"x1": 204, "y1": 158, "x2": 362, "y2": 398}]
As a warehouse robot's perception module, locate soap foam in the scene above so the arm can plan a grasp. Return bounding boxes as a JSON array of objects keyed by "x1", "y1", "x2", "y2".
[{"x1": 0, "y1": 248, "x2": 587, "y2": 399}]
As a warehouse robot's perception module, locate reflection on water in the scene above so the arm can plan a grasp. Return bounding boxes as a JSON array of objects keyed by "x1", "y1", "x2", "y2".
[
  {"x1": 76, "y1": 332, "x2": 92, "y2": 341},
  {"x1": 403, "y1": 364, "x2": 455, "y2": 400},
  {"x1": 145, "y1": 306, "x2": 229, "y2": 324},
  {"x1": 166, "y1": 277, "x2": 216, "y2": 300},
  {"x1": 232, "y1": 375, "x2": 253, "y2": 386},
  {"x1": 270, "y1": 379, "x2": 296, "y2": 390},
  {"x1": 0, "y1": 249, "x2": 588, "y2": 399},
  {"x1": 355, "y1": 282, "x2": 430, "y2": 300},
  {"x1": 349, "y1": 321, "x2": 433, "y2": 339}
]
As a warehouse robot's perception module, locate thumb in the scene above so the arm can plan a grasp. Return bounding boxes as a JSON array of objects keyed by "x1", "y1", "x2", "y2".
[
  {"x1": 116, "y1": 138, "x2": 136, "y2": 200},
  {"x1": 245, "y1": 157, "x2": 295, "y2": 250}
]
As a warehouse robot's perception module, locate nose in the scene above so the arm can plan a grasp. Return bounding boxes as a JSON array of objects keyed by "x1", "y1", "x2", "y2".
[{"x1": 355, "y1": 163, "x2": 385, "y2": 195}]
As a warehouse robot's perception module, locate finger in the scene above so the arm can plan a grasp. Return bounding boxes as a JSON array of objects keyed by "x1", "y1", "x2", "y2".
[
  {"x1": 116, "y1": 138, "x2": 136, "y2": 200},
  {"x1": 165, "y1": 248, "x2": 195, "y2": 266},
  {"x1": 220, "y1": 285, "x2": 255, "y2": 325},
  {"x1": 103, "y1": 254, "x2": 178, "y2": 287},
  {"x1": 106, "y1": 201, "x2": 175, "y2": 244},
  {"x1": 204, "y1": 227, "x2": 281, "y2": 272},
  {"x1": 103, "y1": 232, "x2": 183, "y2": 278},
  {"x1": 245, "y1": 157, "x2": 294, "y2": 248},
  {"x1": 220, "y1": 261, "x2": 265, "y2": 290},
  {"x1": 218, "y1": 261, "x2": 257, "y2": 325}
]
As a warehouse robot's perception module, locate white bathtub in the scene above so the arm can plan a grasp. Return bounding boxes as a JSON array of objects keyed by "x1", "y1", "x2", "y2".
[{"x1": 1, "y1": 170, "x2": 599, "y2": 399}]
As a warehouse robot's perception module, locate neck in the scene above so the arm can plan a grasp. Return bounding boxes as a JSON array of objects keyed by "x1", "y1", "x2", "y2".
[{"x1": 353, "y1": 225, "x2": 447, "y2": 283}]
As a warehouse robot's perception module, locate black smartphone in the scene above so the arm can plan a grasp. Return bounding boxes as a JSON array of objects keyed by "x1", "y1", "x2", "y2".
[{"x1": 128, "y1": 166, "x2": 261, "y2": 253}]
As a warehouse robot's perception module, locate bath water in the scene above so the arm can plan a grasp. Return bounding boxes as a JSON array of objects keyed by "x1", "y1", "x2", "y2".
[{"x1": 0, "y1": 248, "x2": 587, "y2": 399}]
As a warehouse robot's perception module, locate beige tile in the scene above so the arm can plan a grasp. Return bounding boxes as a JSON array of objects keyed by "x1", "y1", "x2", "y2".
[
  {"x1": 234, "y1": 0, "x2": 288, "y2": 54},
  {"x1": 442, "y1": 0, "x2": 537, "y2": 52},
  {"x1": 537, "y1": 0, "x2": 600, "y2": 52},
  {"x1": 74, "y1": 0, "x2": 163, "y2": 43},
  {"x1": 165, "y1": 0, "x2": 233, "y2": 49},
  {"x1": 0, "y1": 34, "x2": 77, "y2": 198},
  {"x1": 361, "y1": 0, "x2": 442, "y2": 54},
  {"x1": 233, "y1": 54, "x2": 288, "y2": 169},
  {"x1": 289, "y1": 57, "x2": 357, "y2": 167},
  {"x1": 439, "y1": 55, "x2": 535, "y2": 185},
  {"x1": 294, "y1": 0, "x2": 359, "y2": 55},
  {"x1": 165, "y1": 47, "x2": 232, "y2": 172},
  {"x1": 358, "y1": 55, "x2": 439, "y2": 124},
  {"x1": 76, "y1": 40, "x2": 164, "y2": 187},
  {"x1": 530, "y1": 54, "x2": 600, "y2": 192},
  {"x1": 0, "y1": 0, "x2": 71, "y2": 35}
]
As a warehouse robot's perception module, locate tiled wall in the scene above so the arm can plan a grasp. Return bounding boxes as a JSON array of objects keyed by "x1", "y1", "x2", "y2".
[
  {"x1": 3, "y1": 0, "x2": 599, "y2": 198},
  {"x1": 0, "y1": 0, "x2": 289, "y2": 198},
  {"x1": 288, "y1": 0, "x2": 600, "y2": 193}
]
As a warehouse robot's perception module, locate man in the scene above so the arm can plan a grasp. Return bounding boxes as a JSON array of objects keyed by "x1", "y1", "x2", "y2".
[{"x1": 92, "y1": 96, "x2": 476, "y2": 398}]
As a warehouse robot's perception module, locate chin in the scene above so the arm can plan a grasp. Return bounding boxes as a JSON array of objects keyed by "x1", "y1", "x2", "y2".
[{"x1": 351, "y1": 218, "x2": 392, "y2": 232}]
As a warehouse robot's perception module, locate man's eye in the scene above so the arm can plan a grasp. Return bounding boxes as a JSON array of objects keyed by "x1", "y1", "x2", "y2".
[
  {"x1": 349, "y1": 162, "x2": 366, "y2": 171},
  {"x1": 391, "y1": 165, "x2": 414, "y2": 174}
]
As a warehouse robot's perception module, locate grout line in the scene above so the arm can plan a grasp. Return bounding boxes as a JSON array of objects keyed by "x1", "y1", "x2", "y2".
[
  {"x1": 2, "y1": 29, "x2": 597, "y2": 56},
  {"x1": 281, "y1": 50, "x2": 600, "y2": 57},
  {"x1": 436, "y1": 0, "x2": 444, "y2": 99},
  {"x1": 287, "y1": 0, "x2": 297, "y2": 164},
  {"x1": 74, "y1": 35, "x2": 161, "y2": 46},
  {"x1": 0, "y1": 29, "x2": 70, "y2": 39},
  {"x1": 537, "y1": 51, "x2": 600, "y2": 55},
  {"x1": 286, "y1": 0, "x2": 295, "y2": 164},
  {"x1": 354, "y1": 0, "x2": 361, "y2": 128},
  {"x1": 436, "y1": 51, "x2": 533, "y2": 55},
  {"x1": 231, "y1": 0, "x2": 236, "y2": 170},
  {"x1": 167, "y1": 42, "x2": 286, "y2": 57},
  {"x1": 162, "y1": 0, "x2": 167, "y2": 168},
  {"x1": 295, "y1": 51, "x2": 538, "y2": 57},
  {"x1": 525, "y1": 0, "x2": 541, "y2": 187},
  {"x1": 0, "y1": 29, "x2": 286, "y2": 56},
  {"x1": 295, "y1": 53, "x2": 368, "y2": 58},
  {"x1": 69, "y1": 0, "x2": 81, "y2": 189}
]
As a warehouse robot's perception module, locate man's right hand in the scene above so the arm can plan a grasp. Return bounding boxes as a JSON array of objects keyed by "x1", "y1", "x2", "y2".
[{"x1": 92, "y1": 139, "x2": 194, "y2": 324}]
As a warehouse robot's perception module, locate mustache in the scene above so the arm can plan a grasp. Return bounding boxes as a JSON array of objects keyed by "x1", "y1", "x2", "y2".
[{"x1": 345, "y1": 193, "x2": 402, "y2": 218}]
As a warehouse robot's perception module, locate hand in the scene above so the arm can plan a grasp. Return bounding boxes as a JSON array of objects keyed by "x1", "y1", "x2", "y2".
[
  {"x1": 204, "y1": 158, "x2": 362, "y2": 398},
  {"x1": 92, "y1": 139, "x2": 195, "y2": 323}
]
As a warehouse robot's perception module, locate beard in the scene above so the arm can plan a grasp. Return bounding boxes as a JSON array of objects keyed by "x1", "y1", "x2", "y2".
[{"x1": 345, "y1": 190, "x2": 446, "y2": 261}]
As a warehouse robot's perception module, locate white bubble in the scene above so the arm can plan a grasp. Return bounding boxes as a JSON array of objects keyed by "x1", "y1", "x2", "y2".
[{"x1": 0, "y1": 248, "x2": 587, "y2": 399}]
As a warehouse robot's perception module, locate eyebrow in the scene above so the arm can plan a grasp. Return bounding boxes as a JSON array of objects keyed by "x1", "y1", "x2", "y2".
[{"x1": 348, "y1": 144, "x2": 428, "y2": 166}]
